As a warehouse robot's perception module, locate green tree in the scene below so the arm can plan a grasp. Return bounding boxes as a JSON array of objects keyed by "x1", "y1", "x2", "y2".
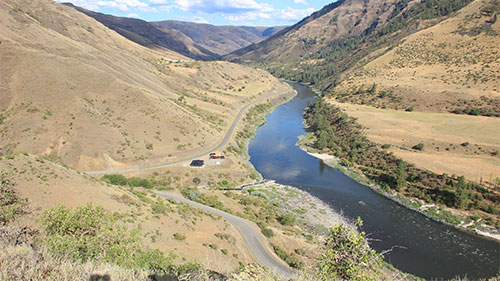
[{"x1": 395, "y1": 160, "x2": 407, "y2": 191}]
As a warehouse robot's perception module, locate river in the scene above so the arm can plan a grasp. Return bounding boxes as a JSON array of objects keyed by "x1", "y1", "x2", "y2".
[{"x1": 248, "y1": 82, "x2": 500, "y2": 280}]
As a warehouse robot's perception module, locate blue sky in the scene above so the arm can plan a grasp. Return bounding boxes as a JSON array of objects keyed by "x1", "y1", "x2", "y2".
[{"x1": 60, "y1": 0, "x2": 335, "y2": 26}]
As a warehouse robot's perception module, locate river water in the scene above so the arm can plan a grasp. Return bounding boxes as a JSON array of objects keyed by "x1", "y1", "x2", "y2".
[{"x1": 248, "y1": 82, "x2": 500, "y2": 279}]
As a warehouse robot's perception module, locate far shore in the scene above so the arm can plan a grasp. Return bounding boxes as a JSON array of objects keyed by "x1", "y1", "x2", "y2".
[{"x1": 298, "y1": 145, "x2": 500, "y2": 243}]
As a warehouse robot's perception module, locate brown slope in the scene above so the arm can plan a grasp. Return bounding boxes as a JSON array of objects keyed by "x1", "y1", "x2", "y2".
[
  {"x1": 333, "y1": 0, "x2": 500, "y2": 115},
  {"x1": 224, "y1": 0, "x2": 400, "y2": 63},
  {"x1": 0, "y1": 0, "x2": 288, "y2": 171},
  {"x1": 64, "y1": 3, "x2": 218, "y2": 60},
  {"x1": 152, "y1": 20, "x2": 285, "y2": 55}
]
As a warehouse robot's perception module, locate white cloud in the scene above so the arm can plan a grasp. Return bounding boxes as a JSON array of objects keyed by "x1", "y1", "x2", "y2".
[
  {"x1": 192, "y1": 16, "x2": 209, "y2": 23},
  {"x1": 174, "y1": 0, "x2": 264, "y2": 14},
  {"x1": 294, "y1": 0, "x2": 309, "y2": 5},
  {"x1": 278, "y1": 7, "x2": 314, "y2": 20},
  {"x1": 127, "y1": 12, "x2": 139, "y2": 17},
  {"x1": 62, "y1": 0, "x2": 149, "y2": 12},
  {"x1": 224, "y1": 7, "x2": 314, "y2": 24}
]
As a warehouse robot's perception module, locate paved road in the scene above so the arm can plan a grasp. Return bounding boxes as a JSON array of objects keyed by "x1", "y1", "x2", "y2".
[
  {"x1": 83, "y1": 89, "x2": 292, "y2": 175},
  {"x1": 156, "y1": 191, "x2": 294, "y2": 278}
]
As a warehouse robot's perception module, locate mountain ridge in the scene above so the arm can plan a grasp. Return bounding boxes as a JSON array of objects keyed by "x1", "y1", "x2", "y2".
[{"x1": 151, "y1": 20, "x2": 285, "y2": 55}]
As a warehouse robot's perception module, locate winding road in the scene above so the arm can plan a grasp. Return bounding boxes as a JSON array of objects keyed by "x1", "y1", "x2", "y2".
[
  {"x1": 83, "y1": 88, "x2": 293, "y2": 175},
  {"x1": 156, "y1": 191, "x2": 294, "y2": 277}
]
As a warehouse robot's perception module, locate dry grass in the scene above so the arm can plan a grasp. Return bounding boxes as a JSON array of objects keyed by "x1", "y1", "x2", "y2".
[
  {"x1": 332, "y1": 101, "x2": 500, "y2": 182},
  {"x1": 0, "y1": 0, "x2": 290, "y2": 173},
  {"x1": 0, "y1": 243, "x2": 150, "y2": 281},
  {"x1": 334, "y1": 0, "x2": 500, "y2": 113},
  {"x1": 0, "y1": 154, "x2": 256, "y2": 272}
]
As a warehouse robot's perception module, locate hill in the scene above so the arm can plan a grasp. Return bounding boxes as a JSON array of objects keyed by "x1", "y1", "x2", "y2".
[
  {"x1": 225, "y1": 0, "x2": 475, "y2": 88},
  {"x1": 327, "y1": 0, "x2": 500, "y2": 182},
  {"x1": 0, "y1": 0, "x2": 290, "y2": 173},
  {"x1": 332, "y1": 0, "x2": 500, "y2": 115},
  {"x1": 152, "y1": 21, "x2": 285, "y2": 56},
  {"x1": 64, "y1": 3, "x2": 218, "y2": 60}
]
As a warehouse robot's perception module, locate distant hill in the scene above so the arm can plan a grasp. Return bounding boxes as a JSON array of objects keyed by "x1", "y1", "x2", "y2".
[
  {"x1": 224, "y1": 0, "x2": 476, "y2": 90},
  {"x1": 64, "y1": 3, "x2": 218, "y2": 60},
  {"x1": 152, "y1": 21, "x2": 285, "y2": 55}
]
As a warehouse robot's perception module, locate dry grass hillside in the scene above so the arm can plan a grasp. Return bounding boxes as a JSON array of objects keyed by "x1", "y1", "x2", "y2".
[
  {"x1": 328, "y1": 0, "x2": 500, "y2": 183},
  {"x1": 0, "y1": 153, "x2": 256, "y2": 272},
  {"x1": 67, "y1": 4, "x2": 219, "y2": 60},
  {"x1": 0, "y1": 0, "x2": 289, "y2": 172},
  {"x1": 334, "y1": 0, "x2": 500, "y2": 115},
  {"x1": 226, "y1": 0, "x2": 401, "y2": 64}
]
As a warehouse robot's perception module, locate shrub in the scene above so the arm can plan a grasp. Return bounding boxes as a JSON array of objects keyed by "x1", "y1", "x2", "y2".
[
  {"x1": 101, "y1": 174, "x2": 128, "y2": 186},
  {"x1": 40, "y1": 204, "x2": 175, "y2": 273},
  {"x1": 151, "y1": 200, "x2": 170, "y2": 215},
  {"x1": 315, "y1": 218, "x2": 382, "y2": 280},
  {"x1": 412, "y1": 143, "x2": 424, "y2": 151},
  {"x1": 261, "y1": 228, "x2": 274, "y2": 238},
  {"x1": 1, "y1": 173, "x2": 26, "y2": 225},
  {"x1": 271, "y1": 244, "x2": 304, "y2": 269},
  {"x1": 128, "y1": 177, "x2": 153, "y2": 189},
  {"x1": 192, "y1": 177, "x2": 201, "y2": 185},
  {"x1": 278, "y1": 214, "x2": 296, "y2": 226},
  {"x1": 173, "y1": 233, "x2": 186, "y2": 241},
  {"x1": 381, "y1": 144, "x2": 391, "y2": 149}
]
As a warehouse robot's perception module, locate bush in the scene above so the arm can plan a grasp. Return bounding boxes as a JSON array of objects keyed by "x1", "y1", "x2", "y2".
[
  {"x1": 271, "y1": 244, "x2": 304, "y2": 269},
  {"x1": 101, "y1": 174, "x2": 128, "y2": 186},
  {"x1": 278, "y1": 214, "x2": 296, "y2": 226},
  {"x1": 128, "y1": 177, "x2": 153, "y2": 189},
  {"x1": 412, "y1": 143, "x2": 424, "y2": 151},
  {"x1": 173, "y1": 232, "x2": 186, "y2": 241},
  {"x1": 261, "y1": 228, "x2": 274, "y2": 238},
  {"x1": 40, "y1": 204, "x2": 175, "y2": 272},
  {"x1": 1, "y1": 173, "x2": 26, "y2": 225},
  {"x1": 315, "y1": 219, "x2": 382, "y2": 281}
]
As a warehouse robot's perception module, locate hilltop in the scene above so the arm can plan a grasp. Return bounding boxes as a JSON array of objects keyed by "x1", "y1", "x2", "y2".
[
  {"x1": 64, "y1": 3, "x2": 218, "y2": 60},
  {"x1": 152, "y1": 21, "x2": 285, "y2": 56}
]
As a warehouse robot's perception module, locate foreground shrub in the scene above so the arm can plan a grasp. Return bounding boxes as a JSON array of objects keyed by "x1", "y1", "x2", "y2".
[
  {"x1": 40, "y1": 204, "x2": 175, "y2": 273},
  {"x1": 0, "y1": 172, "x2": 26, "y2": 225},
  {"x1": 315, "y1": 218, "x2": 382, "y2": 281}
]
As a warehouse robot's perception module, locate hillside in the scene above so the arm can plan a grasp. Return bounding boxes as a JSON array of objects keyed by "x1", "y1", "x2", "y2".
[
  {"x1": 0, "y1": 153, "x2": 257, "y2": 272},
  {"x1": 333, "y1": 0, "x2": 500, "y2": 115},
  {"x1": 0, "y1": 0, "x2": 290, "y2": 173},
  {"x1": 64, "y1": 4, "x2": 218, "y2": 60},
  {"x1": 326, "y1": 0, "x2": 500, "y2": 180},
  {"x1": 152, "y1": 21, "x2": 285, "y2": 56},
  {"x1": 225, "y1": 0, "x2": 475, "y2": 88}
]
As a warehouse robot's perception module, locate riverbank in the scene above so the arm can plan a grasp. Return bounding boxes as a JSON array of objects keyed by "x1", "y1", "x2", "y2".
[
  {"x1": 234, "y1": 82, "x2": 298, "y2": 181},
  {"x1": 298, "y1": 144, "x2": 500, "y2": 242}
]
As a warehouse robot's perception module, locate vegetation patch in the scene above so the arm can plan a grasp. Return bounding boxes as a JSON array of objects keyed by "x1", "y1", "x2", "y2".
[
  {"x1": 40, "y1": 204, "x2": 176, "y2": 273},
  {"x1": 304, "y1": 98, "x2": 500, "y2": 226}
]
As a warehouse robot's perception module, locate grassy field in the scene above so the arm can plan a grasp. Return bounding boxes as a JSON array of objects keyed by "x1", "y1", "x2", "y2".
[{"x1": 332, "y1": 101, "x2": 500, "y2": 182}]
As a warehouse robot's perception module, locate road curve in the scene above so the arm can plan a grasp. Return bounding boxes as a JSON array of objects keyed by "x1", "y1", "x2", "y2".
[
  {"x1": 156, "y1": 191, "x2": 294, "y2": 278},
  {"x1": 83, "y1": 88, "x2": 293, "y2": 175}
]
